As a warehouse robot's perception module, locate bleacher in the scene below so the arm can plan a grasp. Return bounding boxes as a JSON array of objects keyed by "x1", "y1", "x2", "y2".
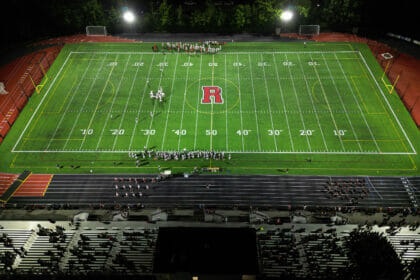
[
  {"x1": 0, "y1": 221, "x2": 419, "y2": 277},
  {"x1": 257, "y1": 225, "x2": 354, "y2": 278}
]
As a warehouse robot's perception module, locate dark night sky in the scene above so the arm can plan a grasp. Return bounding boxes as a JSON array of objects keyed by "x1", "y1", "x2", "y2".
[{"x1": 0, "y1": 0, "x2": 419, "y2": 46}]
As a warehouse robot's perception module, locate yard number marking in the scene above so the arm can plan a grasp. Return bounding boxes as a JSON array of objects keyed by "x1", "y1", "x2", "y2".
[
  {"x1": 173, "y1": 129, "x2": 186, "y2": 135},
  {"x1": 236, "y1": 130, "x2": 251, "y2": 136},
  {"x1": 111, "y1": 129, "x2": 124, "y2": 135},
  {"x1": 268, "y1": 130, "x2": 283, "y2": 136},
  {"x1": 300, "y1": 130, "x2": 315, "y2": 136},
  {"x1": 142, "y1": 129, "x2": 155, "y2": 135},
  {"x1": 81, "y1": 129, "x2": 93, "y2": 135}
]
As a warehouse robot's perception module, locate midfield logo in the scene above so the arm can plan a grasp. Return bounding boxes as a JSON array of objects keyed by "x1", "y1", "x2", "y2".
[{"x1": 201, "y1": 86, "x2": 224, "y2": 104}]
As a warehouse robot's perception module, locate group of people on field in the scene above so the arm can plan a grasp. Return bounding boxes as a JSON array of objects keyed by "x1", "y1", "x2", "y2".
[
  {"x1": 128, "y1": 148, "x2": 231, "y2": 162},
  {"x1": 149, "y1": 86, "x2": 165, "y2": 103},
  {"x1": 152, "y1": 40, "x2": 224, "y2": 55}
]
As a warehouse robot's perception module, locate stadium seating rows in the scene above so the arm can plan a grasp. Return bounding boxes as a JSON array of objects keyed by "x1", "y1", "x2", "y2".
[{"x1": 0, "y1": 221, "x2": 419, "y2": 276}]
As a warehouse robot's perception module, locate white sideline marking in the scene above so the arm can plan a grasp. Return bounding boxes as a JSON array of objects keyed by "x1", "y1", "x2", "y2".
[
  {"x1": 12, "y1": 150, "x2": 415, "y2": 155},
  {"x1": 12, "y1": 52, "x2": 73, "y2": 152},
  {"x1": 358, "y1": 52, "x2": 416, "y2": 154},
  {"x1": 71, "y1": 51, "x2": 359, "y2": 55}
]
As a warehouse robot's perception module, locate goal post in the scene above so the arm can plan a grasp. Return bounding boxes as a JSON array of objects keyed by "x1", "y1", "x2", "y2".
[
  {"x1": 299, "y1": 25, "x2": 320, "y2": 36},
  {"x1": 86, "y1": 26, "x2": 107, "y2": 36}
]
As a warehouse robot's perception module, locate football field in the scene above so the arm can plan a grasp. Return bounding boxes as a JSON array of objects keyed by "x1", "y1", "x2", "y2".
[{"x1": 1, "y1": 42, "x2": 419, "y2": 175}]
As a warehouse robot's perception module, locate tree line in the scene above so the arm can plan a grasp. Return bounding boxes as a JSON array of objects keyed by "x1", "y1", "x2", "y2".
[{"x1": 0, "y1": 0, "x2": 417, "y2": 48}]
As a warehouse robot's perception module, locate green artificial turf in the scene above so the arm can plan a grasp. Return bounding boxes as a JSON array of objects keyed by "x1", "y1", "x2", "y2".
[{"x1": 0, "y1": 42, "x2": 419, "y2": 176}]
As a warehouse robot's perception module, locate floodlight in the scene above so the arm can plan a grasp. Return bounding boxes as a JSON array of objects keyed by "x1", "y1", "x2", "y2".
[
  {"x1": 123, "y1": 11, "x2": 135, "y2": 23},
  {"x1": 281, "y1": 10, "x2": 293, "y2": 22}
]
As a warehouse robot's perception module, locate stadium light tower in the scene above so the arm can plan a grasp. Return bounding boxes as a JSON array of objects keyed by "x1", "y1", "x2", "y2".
[
  {"x1": 280, "y1": 10, "x2": 293, "y2": 22},
  {"x1": 123, "y1": 10, "x2": 136, "y2": 23}
]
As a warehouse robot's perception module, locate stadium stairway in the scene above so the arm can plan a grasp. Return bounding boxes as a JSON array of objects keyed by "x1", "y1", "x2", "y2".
[
  {"x1": 0, "y1": 173, "x2": 19, "y2": 197},
  {"x1": 0, "y1": 170, "x2": 31, "y2": 202}
]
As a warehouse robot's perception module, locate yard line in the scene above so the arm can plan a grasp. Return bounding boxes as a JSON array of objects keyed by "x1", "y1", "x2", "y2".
[
  {"x1": 145, "y1": 55, "x2": 167, "y2": 148},
  {"x1": 193, "y1": 55, "x2": 203, "y2": 150},
  {"x1": 260, "y1": 54, "x2": 278, "y2": 151},
  {"x1": 284, "y1": 53, "x2": 312, "y2": 151},
  {"x1": 272, "y1": 54, "x2": 294, "y2": 151},
  {"x1": 45, "y1": 53, "x2": 99, "y2": 151},
  {"x1": 333, "y1": 52, "x2": 380, "y2": 153},
  {"x1": 320, "y1": 53, "x2": 364, "y2": 152},
  {"x1": 161, "y1": 54, "x2": 180, "y2": 151},
  {"x1": 79, "y1": 55, "x2": 119, "y2": 150},
  {"x1": 308, "y1": 53, "x2": 345, "y2": 151},
  {"x1": 358, "y1": 52, "x2": 416, "y2": 154},
  {"x1": 177, "y1": 56, "x2": 192, "y2": 152},
  {"x1": 128, "y1": 54, "x2": 156, "y2": 150},
  {"x1": 235, "y1": 54, "x2": 245, "y2": 152},
  {"x1": 296, "y1": 53, "x2": 329, "y2": 152},
  {"x1": 12, "y1": 52, "x2": 73, "y2": 152},
  {"x1": 247, "y1": 54, "x2": 262, "y2": 152},
  {"x1": 210, "y1": 54, "x2": 215, "y2": 151},
  {"x1": 224, "y1": 54, "x2": 228, "y2": 151},
  {"x1": 96, "y1": 54, "x2": 137, "y2": 150}
]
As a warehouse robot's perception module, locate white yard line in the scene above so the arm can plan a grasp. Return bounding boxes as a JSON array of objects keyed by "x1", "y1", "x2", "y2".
[
  {"x1": 236, "y1": 54, "x2": 245, "y2": 152},
  {"x1": 161, "y1": 54, "x2": 179, "y2": 151},
  {"x1": 296, "y1": 53, "x2": 329, "y2": 152},
  {"x1": 308, "y1": 53, "x2": 345, "y2": 151},
  {"x1": 333, "y1": 52, "x2": 379, "y2": 153},
  {"x1": 177, "y1": 56, "x2": 192, "y2": 152},
  {"x1": 128, "y1": 54, "x2": 156, "y2": 150},
  {"x1": 193, "y1": 55, "x2": 203, "y2": 150},
  {"x1": 284, "y1": 53, "x2": 312, "y2": 152},
  {"x1": 247, "y1": 54, "x2": 262, "y2": 152},
  {"x1": 260, "y1": 53, "x2": 278, "y2": 152},
  {"x1": 272, "y1": 54, "x2": 294, "y2": 152},
  {"x1": 96, "y1": 54, "x2": 137, "y2": 150},
  {"x1": 358, "y1": 52, "x2": 416, "y2": 154},
  {"x1": 12, "y1": 52, "x2": 73, "y2": 152},
  {"x1": 320, "y1": 53, "x2": 364, "y2": 152},
  {"x1": 46, "y1": 53, "x2": 101, "y2": 151},
  {"x1": 210, "y1": 55, "x2": 215, "y2": 151},
  {"x1": 79, "y1": 55, "x2": 119, "y2": 150},
  {"x1": 224, "y1": 54, "x2": 228, "y2": 151},
  {"x1": 144, "y1": 55, "x2": 167, "y2": 148}
]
